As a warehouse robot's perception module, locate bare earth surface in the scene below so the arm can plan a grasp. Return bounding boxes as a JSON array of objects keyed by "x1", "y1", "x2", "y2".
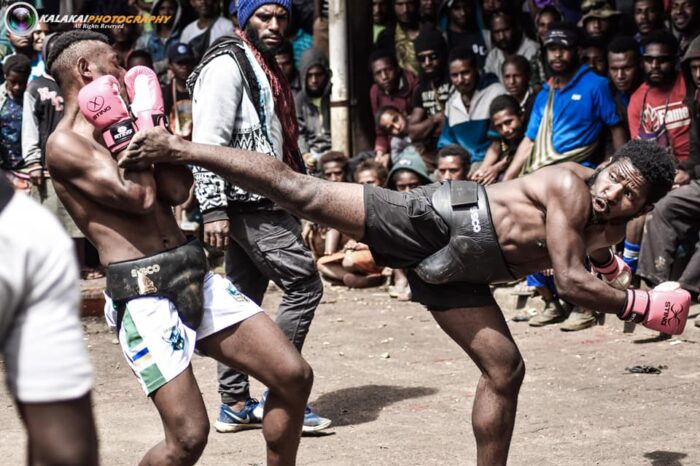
[{"x1": 2, "y1": 282, "x2": 700, "y2": 466}]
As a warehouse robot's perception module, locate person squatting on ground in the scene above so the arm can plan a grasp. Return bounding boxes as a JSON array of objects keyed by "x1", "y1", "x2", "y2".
[
  {"x1": 0, "y1": 172, "x2": 99, "y2": 465},
  {"x1": 44, "y1": 30, "x2": 313, "y2": 466},
  {"x1": 121, "y1": 128, "x2": 692, "y2": 466},
  {"x1": 188, "y1": 0, "x2": 329, "y2": 434}
]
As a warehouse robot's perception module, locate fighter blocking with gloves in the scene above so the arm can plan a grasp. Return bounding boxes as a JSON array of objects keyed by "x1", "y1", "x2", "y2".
[
  {"x1": 45, "y1": 30, "x2": 314, "y2": 466},
  {"x1": 121, "y1": 121, "x2": 691, "y2": 465}
]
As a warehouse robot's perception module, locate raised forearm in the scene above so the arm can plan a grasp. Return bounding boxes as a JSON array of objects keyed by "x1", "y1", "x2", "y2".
[{"x1": 555, "y1": 268, "x2": 627, "y2": 313}]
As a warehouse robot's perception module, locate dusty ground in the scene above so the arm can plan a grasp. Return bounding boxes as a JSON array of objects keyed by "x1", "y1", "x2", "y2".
[{"x1": 2, "y1": 282, "x2": 700, "y2": 466}]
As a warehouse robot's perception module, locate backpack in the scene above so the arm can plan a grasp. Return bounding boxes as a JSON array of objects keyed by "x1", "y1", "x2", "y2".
[{"x1": 188, "y1": 20, "x2": 216, "y2": 62}]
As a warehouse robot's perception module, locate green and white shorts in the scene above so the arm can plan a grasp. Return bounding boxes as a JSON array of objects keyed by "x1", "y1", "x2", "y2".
[{"x1": 104, "y1": 272, "x2": 262, "y2": 395}]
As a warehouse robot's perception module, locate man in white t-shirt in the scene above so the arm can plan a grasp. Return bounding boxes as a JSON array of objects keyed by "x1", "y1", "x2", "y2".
[
  {"x1": 180, "y1": 0, "x2": 235, "y2": 50},
  {"x1": 0, "y1": 172, "x2": 98, "y2": 464}
]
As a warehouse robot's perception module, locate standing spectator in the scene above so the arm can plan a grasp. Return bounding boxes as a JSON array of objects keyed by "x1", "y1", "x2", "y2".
[
  {"x1": 633, "y1": 0, "x2": 666, "y2": 44},
  {"x1": 296, "y1": 47, "x2": 332, "y2": 171},
  {"x1": 369, "y1": 49, "x2": 418, "y2": 166},
  {"x1": 275, "y1": 40, "x2": 302, "y2": 98},
  {"x1": 504, "y1": 23, "x2": 626, "y2": 180},
  {"x1": 372, "y1": 0, "x2": 393, "y2": 43},
  {"x1": 608, "y1": 35, "x2": 643, "y2": 136},
  {"x1": 579, "y1": 36, "x2": 608, "y2": 76},
  {"x1": 376, "y1": 0, "x2": 421, "y2": 75},
  {"x1": 579, "y1": 0, "x2": 620, "y2": 42},
  {"x1": 438, "y1": 46, "x2": 506, "y2": 174},
  {"x1": 530, "y1": 5, "x2": 561, "y2": 87},
  {"x1": 134, "y1": 0, "x2": 184, "y2": 82},
  {"x1": 484, "y1": 10, "x2": 539, "y2": 83},
  {"x1": 434, "y1": 144, "x2": 470, "y2": 181},
  {"x1": 312, "y1": 0, "x2": 329, "y2": 59},
  {"x1": 501, "y1": 55, "x2": 535, "y2": 126},
  {"x1": 162, "y1": 43, "x2": 195, "y2": 139},
  {"x1": 438, "y1": 0, "x2": 489, "y2": 66},
  {"x1": 376, "y1": 105, "x2": 415, "y2": 163},
  {"x1": 125, "y1": 49, "x2": 155, "y2": 69},
  {"x1": 407, "y1": 27, "x2": 450, "y2": 161},
  {"x1": 29, "y1": 22, "x2": 50, "y2": 81},
  {"x1": 419, "y1": 0, "x2": 438, "y2": 24},
  {"x1": 180, "y1": 0, "x2": 235, "y2": 59},
  {"x1": 670, "y1": 0, "x2": 700, "y2": 54},
  {"x1": 109, "y1": 22, "x2": 142, "y2": 69},
  {"x1": 1, "y1": 55, "x2": 31, "y2": 182},
  {"x1": 187, "y1": 0, "x2": 329, "y2": 434}
]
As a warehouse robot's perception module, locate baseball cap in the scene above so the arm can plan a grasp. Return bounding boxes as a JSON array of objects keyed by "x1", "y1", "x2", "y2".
[{"x1": 167, "y1": 42, "x2": 195, "y2": 63}]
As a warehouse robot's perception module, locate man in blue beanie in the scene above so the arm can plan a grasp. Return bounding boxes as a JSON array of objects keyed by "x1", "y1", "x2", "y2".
[{"x1": 187, "y1": 0, "x2": 331, "y2": 437}]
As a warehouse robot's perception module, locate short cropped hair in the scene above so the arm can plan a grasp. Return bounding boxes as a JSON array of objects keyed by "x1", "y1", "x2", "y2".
[
  {"x1": 3, "y1": 54, "x2": 31, "y2": 76},
  {"x1": 448, "y1": 46, "x2": 478, "y2": 68},
  {"x1": 642, "y1": 29, "x2": 679, "y2": 57},
  {"x1": 437, "y1": 144, "x2": 471, "y2": 171},
  {"x1": 46, "y1": 30, "x2": 109, "y2": 84},
  {"x1": 369, "y1": 48, "x2": 399, "y2": 68},
  {"x1": 489, "y1": 94, "x2": 521, "y2": 118},
  {"x1": 354, "y1": 160, "x2": 388, "y2": 185},
  {"x1": 609, "y1": 140, "x2": 676, "y2": 205},
  {"x1": 608, "y1": 35, "x2": 641, "y2": 58},
  {"x1": 319, "y1": 151, "x2": 349, "y2": 168},
  {"x1": 501, "y1": 54, "x2": 531, "y2": 78}
]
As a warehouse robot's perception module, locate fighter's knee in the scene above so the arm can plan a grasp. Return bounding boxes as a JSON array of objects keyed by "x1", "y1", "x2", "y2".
[{"x1": 486, "y1": 358, "x2": 526, "y2": 397}]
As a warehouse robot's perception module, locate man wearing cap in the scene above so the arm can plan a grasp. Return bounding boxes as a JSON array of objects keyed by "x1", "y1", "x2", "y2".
[
  {"x1": 504, "y1": 22, "x2": 627, "y2": 331},
  {"x1": 187, "y1": 0, "x2": 330, "y2": 434},
  {"x1": 162, "y1": 42, "x2": 195, "y2": 139},
  {"x1": 579, "y1": 0, "x2": 621, "y2": 42}
]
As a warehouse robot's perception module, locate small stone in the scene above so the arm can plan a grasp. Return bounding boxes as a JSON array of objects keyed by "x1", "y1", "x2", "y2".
[{"x1": 380, "y1": 352, "x2": 390, "y2": 359}]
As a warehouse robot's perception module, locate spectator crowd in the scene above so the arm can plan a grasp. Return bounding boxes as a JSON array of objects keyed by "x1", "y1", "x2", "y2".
[{"x1": 2, "y1": 0, "x2": 700, "y2": 334}]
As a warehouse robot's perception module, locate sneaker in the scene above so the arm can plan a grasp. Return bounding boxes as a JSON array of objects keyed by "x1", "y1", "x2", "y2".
[
  {"x1": 529, "y1": 300, "x2": 566, "y2": 327},
  {"x1": 560, "y1": 308, "x2": 598, "y2": 332},
  {"x1": 303, "y1": 406, "x2": 332, "y2": 433},
  {"x1": 214, "y1": 399, "x2": 263, "y2": 433}
]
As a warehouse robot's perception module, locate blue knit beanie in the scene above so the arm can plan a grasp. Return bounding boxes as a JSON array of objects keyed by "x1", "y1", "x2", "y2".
[{"x1": 237, "y1": 0, "x2": 292, "y2": 28}]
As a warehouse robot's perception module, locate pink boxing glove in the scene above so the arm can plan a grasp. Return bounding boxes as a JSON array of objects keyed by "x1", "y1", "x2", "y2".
[
  {"x1": 124, "y1": 66, "x2": 167, "y2": 130},
  {"x1": 592, "y1": 254, "x2": 632, "y2": 290},
  {"x1": 619, "y1": 282, "x2": 691, "y2": 335},
  {"x1": 78, "y1": 75, "x2": 137, "y2": 154}
]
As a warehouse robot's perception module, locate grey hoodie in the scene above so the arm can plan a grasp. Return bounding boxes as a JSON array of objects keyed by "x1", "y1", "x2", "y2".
[{"x1": 295, "y1": 47, "x2": 332, "y2": 157}]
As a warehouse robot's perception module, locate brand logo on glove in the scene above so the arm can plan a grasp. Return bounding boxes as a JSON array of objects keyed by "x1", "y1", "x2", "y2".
[
  {"x1": 661, "y1": 302, "x2": 684, "y2": 327},
  {"x1": 110, "y1": 122, "x2": 135, "y2": 142},
  {"x1": 469, "y1": 206, "x2": 482, "y2": 233},
  {"x1": 131, "y1": 264, "x2": 161, "y2": 278},
  {"x1": 87, "y1": 96, "x2": 105, "y2": 113}
]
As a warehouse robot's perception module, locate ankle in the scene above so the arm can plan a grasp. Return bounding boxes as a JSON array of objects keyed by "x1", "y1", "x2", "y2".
[{"x1": 225, "y1": 400, "x2": 247, "y2": 411}]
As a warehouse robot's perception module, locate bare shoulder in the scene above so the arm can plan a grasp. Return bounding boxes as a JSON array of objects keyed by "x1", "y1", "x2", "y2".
[
  {"x1": 529, "y1": 164, "x2": 591, "y2": 195},
  {"x1": 46, "y1": 128, "x2": 105, "y2": 179}
]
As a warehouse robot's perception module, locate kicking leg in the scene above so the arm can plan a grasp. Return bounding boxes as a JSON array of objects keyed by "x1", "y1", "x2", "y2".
[
  {"x1": 431, "y1": 305, "x2": 525, "y2": 466},
  {"x1": 141, "y1": 368, "x2": 210, "y2": 466},
  {"x1": 198, "y1": 313, "x2": 313, "y2": 466}
]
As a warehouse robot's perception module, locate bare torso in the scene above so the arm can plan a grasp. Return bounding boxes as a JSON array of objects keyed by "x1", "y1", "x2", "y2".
[
  {"x1": 46, "y1": 109, "x2": 188, "y2": 266},
  {"x1": 486, "y1": 163, "x2": 626, "y2": 278}
]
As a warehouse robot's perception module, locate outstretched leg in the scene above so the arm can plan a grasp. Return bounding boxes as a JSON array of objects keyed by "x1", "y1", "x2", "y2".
[
  {"x1": 431, "y1": 305, "x2": 525, "y2": 466},
  {"x1": 198, "y1": 313, "x2": 313, "y2": 466}
]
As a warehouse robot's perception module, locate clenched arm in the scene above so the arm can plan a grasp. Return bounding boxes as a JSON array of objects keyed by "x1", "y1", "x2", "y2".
[
  {"x1": 46, "y1": 130, "x2": 156, "y2": 214},
  {"x1": 153, "y1": 163, "x2": 193, "y2": 206},
  {"x1": 544, "y1": 171, "x2": 627, "y2": 313}
]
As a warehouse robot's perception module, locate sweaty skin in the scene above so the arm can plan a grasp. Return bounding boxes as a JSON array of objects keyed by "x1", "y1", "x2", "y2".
[{"x1": 121, "y1": 130, "x2": 644, "y2": 314}]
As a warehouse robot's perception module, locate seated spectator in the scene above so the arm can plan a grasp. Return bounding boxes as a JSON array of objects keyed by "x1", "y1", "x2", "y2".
[
  {"x1": 438, "y1": 45, "x2": 505, "y2": 175},
  {"x1": 1, "y1": 55, "x2": 31, "y2": 190},
  {"x1": 407, "y1": 26, "x2": 450, "y2": 163},
  {"x1": 376, "y1": 0, "x2": 421, "y2": 75},
  {"x1": 376, "y1": 105, "x2": 413, "y2": 164},
  {"x1": 126, "y1": 49, "x2": 155, "y2": 70},
  {"x1": 579, "y1": 36, "x2": 607, "y2": 76},
  {"x1": 180, "y1": 0, "x2": 235, "y2": 59},
  {"x1": 316, "y1": 160, "x2": 388, "y2": 289},
  {"x1": 438, "y1": 0, "x2": 489, "y2": 66},
  {"x1": 484, "y1": 9, "x2": 539, "y2": 83},
  {"x1": 296, "y1": 48, "x2": 332, "y2": 173},
  {"x1": 162, "y1": 43, "x2": 195, "y2": 140},
  {"x1": 434, "y1": 144, "x2": 470, "y2": 181},
  {"x1": 670, "y1": 0, "x2": 700, "y2": 55},
  {"x1": 633, "y1": 0, "x2": 665, "y2": 44},
  {"x1": 579, "y1": 0, "x2": 620, "y2": 42},
  {"x1": 134, "y1": 0, "x2": 184, "y2": 83},
  {"x1": 472, "y1": 94, "x2": 524, "y2": 185},
  {"x1": 607, "y1": 35, "x2": 643, "y2": 135},
  {"x1": 501, "y1": 55, "x2": 535, "y2": 126},
  {"x1": 530, "y1": 5, "x2": 561, "y2": 87},
  {"x1": 275, "y1": 40, "x2": 302, "y2": 98},
  {"x1": 369, "y1": 49, "x2": 418, "y2": 165}
]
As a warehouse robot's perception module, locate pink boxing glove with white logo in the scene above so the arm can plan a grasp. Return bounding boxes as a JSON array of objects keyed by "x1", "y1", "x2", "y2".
[
  {"x1": 124, "y1": 65, "x2": 167, "y2": 130},
  {"x1": 78, "y1": 75, "x2": 136, "y2": 155},
  {"x1": 592, "y1": 254, "x2": 632, "y2": 290},
  {"x1": 619, "y1": 282, "x2": 691, "y2": 335}
]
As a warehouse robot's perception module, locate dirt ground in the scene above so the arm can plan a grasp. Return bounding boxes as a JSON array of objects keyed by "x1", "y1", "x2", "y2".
[{"x1": 2, "y1": 282, "x2": 700, "y2": 466}]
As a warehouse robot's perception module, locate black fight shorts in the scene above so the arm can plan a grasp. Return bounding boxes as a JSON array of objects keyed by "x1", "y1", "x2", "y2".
[{"x1": 362, "y1": 183, "x2": 496, "y2": 311}]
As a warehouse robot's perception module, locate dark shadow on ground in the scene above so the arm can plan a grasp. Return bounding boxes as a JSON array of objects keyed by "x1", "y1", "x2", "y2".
[
  {"x1": 644, "y1": 451, "x2": 687, "y2": 466},
  {"x1": 633, "y1": 333, "x2": 673, "y2": 344},
  {"x1": 309, "y1": 385, "x2": 438, "y2": 428}
]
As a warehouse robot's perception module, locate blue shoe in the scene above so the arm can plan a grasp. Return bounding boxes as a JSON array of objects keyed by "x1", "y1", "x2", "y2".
[
  {"x1": 302, "y1": 405, "x2": 332, "y2": 433},
  {"x1": 214, "y1": 399, "x2": 263, "y2": 433}
]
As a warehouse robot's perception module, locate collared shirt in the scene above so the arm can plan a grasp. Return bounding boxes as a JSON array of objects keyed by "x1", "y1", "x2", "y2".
[
  {"x1": 526, "y1": 65, "x2": 620, "y2": 154},
  {"x1": 438, "y1": 74, "x2": 506, "y2": 162}
]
